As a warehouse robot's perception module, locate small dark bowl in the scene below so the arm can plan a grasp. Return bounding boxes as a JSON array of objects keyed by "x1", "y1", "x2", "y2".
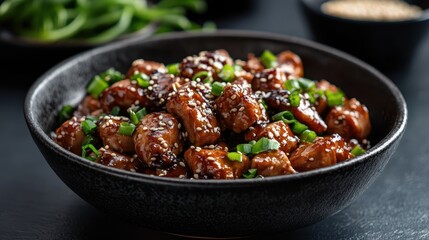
[
  {"x1": 0, "y1": 23, "x2": 156, "y2": 86},
  {"x1": 24, "y1": 31, "x2": 407, "y2": 238},
  {"x1": 300, "y1": 0, "x2": 429, "y2": 71}
]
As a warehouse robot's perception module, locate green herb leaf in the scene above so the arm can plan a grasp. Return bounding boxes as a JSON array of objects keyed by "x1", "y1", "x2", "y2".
[
  {"x1": 237, "y1": 143, "x2": 253, "y2": 154},
  {"x1": 129, "y1": 107, "x2": 147, "y2": 125},
  {"x1": 289, "y1": 91, "x2": 301, "y2": 107},
  {"x1": 260, "y1": 50, "x2": 277, "y2": 69},
  {"x1": 227, "y1": 152, "x2": 243, "y2": 162},
  {"x1": 131, "y1": 73, "x2": 151, "y2": 88},
  {"x1": 211, "y1": 81, "x2": 225, "y2": 96},
  {"x1": 87, "y1": 76, "x2": 109, "y2": 98},
  {"x1": 118, "y1": 122, "x2": 136, "y2": 136},
  {"x1": 326, "y1": 89, "x2": 345, "y2": 107},
  {"x1": 81, "y1": 119, "x2": 97, "y2": 135},
  {"x1": 351, "y1": 145, "x2": 366, "y2": 156},
  {"x1": 243, "y1": 169, "x2": 257, "y2": 179},
  {"x1": 219, "y1": 64, "x2": 235, "y2": 82},
  {"x1": 251, "y1": 137, "x2": 280, "y2": 154},
  {"x1": 166, "y1": 63, "x2": 179, "y2": 75}
]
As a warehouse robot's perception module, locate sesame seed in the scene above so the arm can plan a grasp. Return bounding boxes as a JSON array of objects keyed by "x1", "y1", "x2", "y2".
[
  {"x1": 130, "y1": 168, "x2": 136, "y2": 172},
  {"x1": 207, "y1": 157, "x2": 215, "y2": 161},
  {"x1": 231, "y1": 108, "x2": 237, "y2": 112},
  {"x1": 267, "y1": 132, "x2": 274, "y2": 139},
  {"x1": 239, "y1": 107, "x2": 245, "y2": 112},
  {"x1": 174, "y1": 143, "x2": 179, "y2": 148},
  {"x1": 231, "y1": 95, "x2": 237, "y2": 100},
  {"x1": 196, "y1": 127, "x2": 203, "y2": 131},
  {"x1": 188, "y1": 102, "x2": 197, "y2": 107},
  {"x1": 179, "y1": 162, "x2": 186, "y2": 167},
  {"x1": 194, "y1": 174, "x2": 199, "y2": 179},
  {"x1": 195, "y1": 147, "x2": 201, "y2": 152}
]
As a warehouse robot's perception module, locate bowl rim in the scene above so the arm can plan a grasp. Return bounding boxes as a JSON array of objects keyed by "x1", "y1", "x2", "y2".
[
  {"x1": 300, "y1": 0, "x2": 429, "y2": 24},
  {"x1": 24, "y1": 30, "x2": 408, "y2": 188}
]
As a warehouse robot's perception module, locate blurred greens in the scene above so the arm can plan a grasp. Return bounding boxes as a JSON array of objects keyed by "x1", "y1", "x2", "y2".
[{"x1": 0, "y1": 0, "x2": 215, "y2": 44}]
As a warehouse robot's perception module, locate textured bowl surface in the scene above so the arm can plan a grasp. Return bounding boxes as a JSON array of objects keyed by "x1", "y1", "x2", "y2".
[{"x1": 24, "y1": 31, "x2": 407, "y2": 238}]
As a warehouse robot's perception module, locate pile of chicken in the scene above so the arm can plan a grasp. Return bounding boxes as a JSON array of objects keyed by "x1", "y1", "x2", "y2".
[{"x1": 53, "y1": 49, "x2": 371, "y2": 179}]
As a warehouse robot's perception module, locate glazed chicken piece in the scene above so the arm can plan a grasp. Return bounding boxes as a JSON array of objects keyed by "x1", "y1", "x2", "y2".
[
  {"x1": 215, "y1": 83, "x2": 267, "y2": 133},
  {"x1": 97, "y1": 115, "x2": 134, "y2": 153},
  {"x1": 277, "y1": 50, "x2": 304, "y2": 78},
  {"x1": 142, "y1": 73, "x2": 183, "y2": 110},
  {"x1": 179, "y1": 49, "x2": 233, "y2": 80},
  {"x1": 126, "y1": 59, "x2": 166, "y2": 77},
  {"x1": 325, "y1": 98, "x2": 371, "y2": 141},
  {"x1": 141, "y1": 159, "x2": 190, "y2": 178},
  {"x1": 245, "y1": 121, "x2": 299, "y2": 154},
  {"x1": 243, "y1": 53, "x2": 265, "y2": 73},
  {"x1": 184, "y1": 145, "x2": 250, "y2": 179},
  {"x1": 289, "y1": 134, "x2": 352, "y2": 172},
  {"x1": 264, "y1": 90, "x2": 327, "y2": 134},
  {"x1": 54, "y1": 116, "x2": 85, "y2": 155},
  {"x1": 98, "y1": 147, "x2": 140, "y2": 172},
  {"x1": 251, "y1": 150, "x2": 296, "y2": 177},
  {"x1": 134, "y1": 112, "x2": 183, "y2": 168},
  {"x1": 252, "y1": 68, "x2": 287, "y2": 92},
  {"x1": 74, "y1": 96, "x2": 101, "y2": 117},
  {"x1": 166, "y1": 82, "x2": 221, "y2": 146},
  {"x1": 99, "y1": 79, "x2": 146, "y2": 114}
]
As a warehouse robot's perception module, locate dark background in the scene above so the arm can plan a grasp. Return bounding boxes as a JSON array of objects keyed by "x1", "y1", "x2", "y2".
[{"x1": 1, "y1": 1, "x2": 428, "y2": 239}]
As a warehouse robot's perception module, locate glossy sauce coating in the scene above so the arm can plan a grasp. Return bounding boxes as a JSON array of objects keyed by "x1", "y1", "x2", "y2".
[{"x1": 54, "y1": 49, "x2": 371, "y2": 179}]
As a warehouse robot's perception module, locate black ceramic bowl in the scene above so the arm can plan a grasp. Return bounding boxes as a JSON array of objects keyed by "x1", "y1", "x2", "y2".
[
  {"x1": 300, "y1": 0, "x2": 429, "y2": 71},
  {"x1": 24, "y1": 31, "x2": 407, "y2": 238}
]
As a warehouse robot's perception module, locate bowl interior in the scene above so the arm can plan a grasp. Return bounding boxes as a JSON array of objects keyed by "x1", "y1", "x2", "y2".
[{"x1": 28, "y1": 31, "x2": 405, "y2": 174}]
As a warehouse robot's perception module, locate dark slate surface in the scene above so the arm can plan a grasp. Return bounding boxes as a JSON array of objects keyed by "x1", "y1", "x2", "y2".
[{"x1": 1, "y1": 1, "x2": 428, "y2": 239}]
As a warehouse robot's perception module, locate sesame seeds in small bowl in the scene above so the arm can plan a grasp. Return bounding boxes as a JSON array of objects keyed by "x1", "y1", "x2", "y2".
[{"x1": 300, "y1": 0, "x2": 429, "y2": 71}]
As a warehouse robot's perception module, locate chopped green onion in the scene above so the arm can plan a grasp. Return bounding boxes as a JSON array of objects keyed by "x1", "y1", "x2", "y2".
[
  {"x1": 99, "y1": 68, "x2": 124, "y2": 84},
  {"x1": 81, "y1": 143, "x2": 100, "y2": 161},
  {"x1": 227, "y1": 152, "x2": 243, "y2": 162},
  {"x1": 81, "y1": 119, "x2": 97, "y2": 135},
  {"x1": 260, "y1": 50, "x2": 277, "y2": 69},
  {"x1": 261, "y1": 99, "x2": 268, "y2": 110},
  {"x1": 87, "y1": 76, "x2": 109, "y2": 98},
  {"x1": 272, "y1": 111, "x2": 295, "y2": 124},
  {"x1": 118, "y1": 122, "x2": 136, "y2": 136},
  {"x1": 130, "y1": 73, "x2": 150, "y2": 88},
  {"x1": 351, "y1": 145, "x2": 366, "y2": 156},
  {"x1": 300, "y1": 130, "x2": 317, "y2": 142},
  {"x1": 237, "y1": 143, "x2": 253, "y2": 154},
  {"x1": 219, "y1": 64, "x2": 235, "y2": 82},
  {"x1": 59, "y1": 105, "x2": 74, "y2": 123},
  {"x1": 285, "y1": 78, "x2": 316, "y2": 92},
  {"x1": 211, "y1": 81, "x2": 225, "y2": 96},
  {"x1": 82, "y1": 135, "x2": 95, "y2": 146},
  {"x1": 110, "y1": 106, "x2": 120, "y2": 116},
  {"x1": 243, "y1": 169, "x2": 257, "y2": 179},
  {"x1": 192, "y1": 71, "x2": 213, "y2": 83},
  {"x1": 326, "y1": 89, "x2": 344, "y2": 107},
  {"x1": 289, "y1": 91, "x2": 301, "y2": 107},
  {"x1": 129, "y1": 107, "x2": 147, "y2": 125},
  {"x1": 251, "y1": 137, "x2": 280, "y2": 154},
  {"x1": 291, "y1": 121, "x2": 308, "y2": 135},
  {"x1": 166, "y1": 63, "x2": 180, "y2": 75}
]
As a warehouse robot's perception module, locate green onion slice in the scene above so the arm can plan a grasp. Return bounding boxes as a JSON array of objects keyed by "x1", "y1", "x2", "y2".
[
  {"x1": 251, "y1": 137, "x2": 280, "y2": 154},
  {"x1": 130, "y1": 73, "x2": 151, "y2": 88},
  {"x1": 351, "y1": 145, "x2": 366, "y2": 156},
  {"x1": 289, "y1": 91, "x2": 301, "y2": 107},
  {"x1": 243, "y1": 169, "x2": 257, "y2": 179},
  {"x1": 326, "y1": 89, "x2": 345, "y2": 107},
  {"x1": 272, "y1": 111, "x2": 295, "y2": 124},
  {"x1": 285, "y1": 78, "x2": 316, "y2": 92},
  {"x1": 81, "y1": 119, "x2": 97, "y2": 135},
  {"x1": 81, "y1": 144, "x2": 100, "y2": 161},
  {"x1": 166, "y1": 63, "x2": 179, "y2": 75},
  {"x1": 219, "y1": 64, "x2": 235, "y2": 82},
  {"x1": 237, "y1": 143, "x2": 253, "y2": 155},
  {"x1": 59, "y1": 105, "x2": 74, "y2": 123},
  {"x1": 118, "y1": 122, "x2": 136, "y2": 136},
  {"x1": 227, "y1": 152, "x2": 243, "y2": 162},
  {"x1": 300, "y1": 130, "x2": 317, "y2": 142},
  {"x1": 87, "y1": 76, "x2": 109, "y2": 98},
  {"x1": 129, "y1": 107, "x2": 147, "y2": 125},
  {"x1": 192, "y1": 71, "x2": 213, "y2": 83},
  {"x1": 110, "y1": 106, "x2": 120, "y2": 116},
  {"x1": 291, "y1": 121, "x2": 308, "y2": 135},
  {"x1": 260, "y1": 50, "x2": 278, "y2": 69},
  {"x1": 211, "y1": 81, "x2": 226, "y2": 96},
  {"x1": 99, "y1": 68, "x2": 124, "y2": 84}
]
